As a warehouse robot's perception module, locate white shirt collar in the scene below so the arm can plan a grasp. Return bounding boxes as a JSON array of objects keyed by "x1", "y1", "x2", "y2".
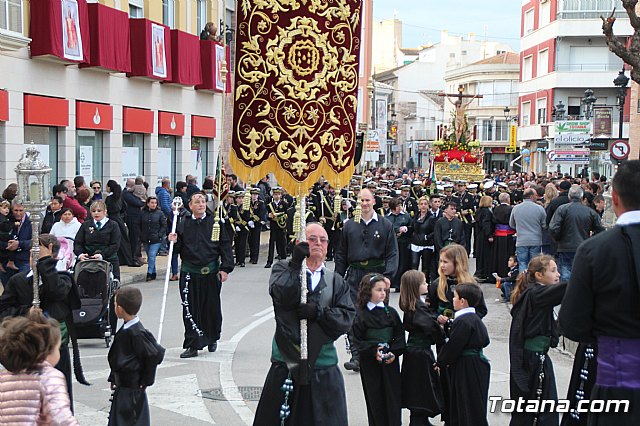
[
  {"x1": 367, "y1": 301, "x2": 386, "y2": 310},
  {"x1": 122, "y1": 316, "x2": 140, "y2": 330},
  {"x1": 362, "y1": 211, "x2": 379, "y2": 225},
  {"x1": 454, "y1": 306, "x2": 476, "y2": 319},
  {"x1": 192, "y1": 212, "x2": 207, "y2": 220},
  {"x1": 616, "y1": 210, "x2": 640, "y2": 226},
  {"x1": 306, "y1": 263, "x2": 325, "y2": 291},
  {"x1": 95, "y1": 217, "x2": 109, "y2": 227}
]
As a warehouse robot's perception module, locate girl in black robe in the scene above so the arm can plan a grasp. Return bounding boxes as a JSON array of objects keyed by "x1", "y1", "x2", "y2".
[
  {"x1": 428, "y1": 244, "x2": 486, "y2": 424},
  {"x1": 436, "y1": 283, "x2": 491, "y2": 426},
  {"x1": 399, "y1": 270, "x2": 443, "y2": 425},
  {"x1": 473, "y1": 196, "x2": 494, "y2": 281},
  {"x1": 353, "y1": 273, "x2": 406, "y2": 426},
  {"x1": 509, "y1": 254, "x2": 567, "y2": 426}
]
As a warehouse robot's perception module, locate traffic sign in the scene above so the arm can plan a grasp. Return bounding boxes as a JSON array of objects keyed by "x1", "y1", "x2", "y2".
[
  {"x1": 547, "y1": 149, "x2": 590, "y2": 163},
  {"x1": 610, "y1": 139, "x2": 630, "y2": 160}
]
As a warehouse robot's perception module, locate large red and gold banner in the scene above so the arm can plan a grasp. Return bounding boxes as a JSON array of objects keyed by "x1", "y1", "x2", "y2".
[{"x1": 231, "y1": 0, "x2": 362, "y2": 194}]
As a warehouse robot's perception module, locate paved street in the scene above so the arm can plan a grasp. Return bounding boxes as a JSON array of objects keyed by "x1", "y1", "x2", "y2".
[{"x1": 73, "y1": 256, "x2": 575, "y2": 425}]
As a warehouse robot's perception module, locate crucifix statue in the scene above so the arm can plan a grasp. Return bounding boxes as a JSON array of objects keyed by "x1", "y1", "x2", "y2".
[{"x1": 438, "y1": 85, "x2": 483, "y2": 143}]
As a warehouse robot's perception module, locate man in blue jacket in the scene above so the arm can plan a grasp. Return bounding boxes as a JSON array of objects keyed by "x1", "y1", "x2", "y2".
[{"x1": 0, "y1": 201, "x2": 32, "y2": 285}]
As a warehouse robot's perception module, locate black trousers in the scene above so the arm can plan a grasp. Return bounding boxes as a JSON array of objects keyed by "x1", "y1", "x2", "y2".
[
  {"x1": 412, "y1": 249, "x2": 437, "y2": 282},
  {"x1": 463, "y1": 221, "x2": 473, "y2": 254},
  {"x1": 234, "y1": 230, "x2": 248, "y2": 264},
  {"x1": 267, "y1": 226, "x2": 287, "y2": 263},
  {"x1": 249, "y1": 227, "x2": 261, "y2": 262},
  {"x1": 127, "y1": 218, "x2": 141, "y2": 259}
]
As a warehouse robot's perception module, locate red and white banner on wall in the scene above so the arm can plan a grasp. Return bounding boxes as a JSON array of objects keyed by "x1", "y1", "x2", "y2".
[
  {"x1": 151, "y1": 22, "x2": 167, "y2": 78},
  {"x1": 61, "y1": 0, "x2": 84, "y2": 61}
]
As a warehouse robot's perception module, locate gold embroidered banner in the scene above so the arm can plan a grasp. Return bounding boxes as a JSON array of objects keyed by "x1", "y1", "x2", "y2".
[{"x1": 230, "y1": 0, "x2": 362, "y2": 194}]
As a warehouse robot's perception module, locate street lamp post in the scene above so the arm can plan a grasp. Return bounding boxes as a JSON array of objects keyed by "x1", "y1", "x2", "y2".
[{"x1": 613, "y1": 68, "x2": 629, "y2": 140}]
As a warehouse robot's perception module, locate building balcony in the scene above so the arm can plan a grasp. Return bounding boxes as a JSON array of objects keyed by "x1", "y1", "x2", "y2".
[{"x1": 519, "y1": 69, "x2": 625, "y2": 93}]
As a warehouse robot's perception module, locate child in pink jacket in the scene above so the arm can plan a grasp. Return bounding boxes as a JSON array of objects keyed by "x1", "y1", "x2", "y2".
[{"x1": 0, "y1": 310, "x2": 78, "y2": 425}]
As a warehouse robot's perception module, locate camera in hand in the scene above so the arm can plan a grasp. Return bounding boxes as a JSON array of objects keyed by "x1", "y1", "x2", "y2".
[{"x1": 378, "y1": 343, "x2": 393, "y2": 363}]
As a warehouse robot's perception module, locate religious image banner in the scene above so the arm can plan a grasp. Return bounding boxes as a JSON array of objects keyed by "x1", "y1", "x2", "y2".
[
  {"x1": 62, "y1": 0, "x2": 84, "y2": 61},
  {"x1": 151, "y1": 23, "x2": 167, "y2": 78},
  {"x1": 230, "y1": 0, "x2": 363, "y2": 194}
]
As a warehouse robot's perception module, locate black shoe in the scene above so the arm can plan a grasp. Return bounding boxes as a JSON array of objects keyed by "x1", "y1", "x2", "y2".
[
  {"x1": 250, "y1": 260, "x2": 257, "y2": 264},
  {"x1": 208, "y1": 342, "x2": 218, "y2": 352},
  {"x1": 151, "y1": 273, "x2": 156, "y2": 280},
  {"x1": 265, "y1": 263, "x2": 272, "y2": 268},
  {"x1": 129, "y1": 262, "x2": 142, "y2": 267},
  {"x1": 343, "y1": 358, "x2": 360, "y2": 372},
  {"x1": 239, "y1": 263, "x2": 245, "y2": 267},
  {"x1": 180, "y1": 348, "x2": 198, "y2": 358},
  {"x1": 145, "y1": 273, "x2": 153, "y2": 282}
]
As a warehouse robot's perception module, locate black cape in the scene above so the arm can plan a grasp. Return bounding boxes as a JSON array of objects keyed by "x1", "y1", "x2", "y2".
[
  {"x1": 436, "y1": 312, "x2": 491, "y2": 426},
  {"x1": 107, "y1": 321, "x2": 165, "y2": 426}
]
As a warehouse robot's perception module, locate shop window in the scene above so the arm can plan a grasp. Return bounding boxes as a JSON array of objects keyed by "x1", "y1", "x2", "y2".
[
  {"x1": 76, "y1": 130, "x2": 103, "y2": 184},
  {"x1": 158, "y1": 135, "x2": 176, "y2": 187},
  {"x1": 122, "y1": 133, "x2": 145, "y2": 185},
  {"x1": 24, "y1": 126, "x2": 58, "y2": 185}
]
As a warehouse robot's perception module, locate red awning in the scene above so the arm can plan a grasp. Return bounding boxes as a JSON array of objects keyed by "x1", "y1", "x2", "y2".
[
  {"x1": 76, "y1": 101, "x2": 113, "y2": 130},
  {"x1": 0, "y1": 90, "x2": 8, "y2": 122},
  {"x1": 24, "y1": 94, "x2": 69, "y2": 127},
  {"x1": 82, "y1": 3, "x2": 131, "y2": 72},
  {"x1": 158, "y1": 111, "x2": 184, "y2": 136},
  {"x1": 123, "y1": 107, "x2": 154, "y2": 134},
  {"x1": 168, "y1": 30, "x2": 202, "y2": 86},
  {"x1": 128, "y1": 19, "x2": 172, "y2": 81},
  {"x1": 196, "y1": 40, "x2": 229, "y2": 92},
  {"x1": 29, "y1": 0, "x2": 91, "y2": 63},
  {"x1": 191, "y1": 115, "x2": 216, "y2": 138}
]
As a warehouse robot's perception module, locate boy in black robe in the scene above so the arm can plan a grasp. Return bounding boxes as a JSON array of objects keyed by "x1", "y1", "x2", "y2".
[
  {"x1": 436, "y1": 283, "x2": 490, "y2": 426},
  {"x1": 108, "y1": 287, "x2": 165, "y2": 426}
]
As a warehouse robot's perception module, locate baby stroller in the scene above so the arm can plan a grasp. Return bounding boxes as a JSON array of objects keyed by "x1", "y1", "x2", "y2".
[{"x1": 72, "y1": 259, "x2": 119, "y2": 347}]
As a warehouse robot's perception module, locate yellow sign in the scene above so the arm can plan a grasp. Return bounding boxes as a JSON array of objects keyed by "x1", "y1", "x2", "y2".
[{"x1": 506, "y1": 125, "x2": 517, "y2": 153}]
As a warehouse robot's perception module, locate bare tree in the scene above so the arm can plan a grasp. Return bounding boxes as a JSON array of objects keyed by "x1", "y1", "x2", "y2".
[{"x1": 602, "y1": 1, "x2": 640, "y2": 83}]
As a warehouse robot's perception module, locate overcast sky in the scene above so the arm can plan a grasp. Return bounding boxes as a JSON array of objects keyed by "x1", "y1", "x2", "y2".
[{"x1": 372, "y1": 0, "x2": 522, "y2": 51}]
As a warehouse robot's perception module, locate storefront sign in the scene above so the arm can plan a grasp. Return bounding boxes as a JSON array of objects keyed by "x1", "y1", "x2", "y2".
[
  {"x1": 191, "y1": 115, "x2": 216, "y2": 138},
  {"x1": 593, "y1": 107, "x2": 612, "y2": 137},
  {"x1": 507, "y1": 124, "x2": 517, "y2": 153},
  {"x1": 158, "y1": 111, "x2": 184, "y2": 136},
  {"x1": 24, "y1": 95, "x2": 69, "y2": 127},
  {"x1": 555, "y1": 120, "x2": 591, "y2": 134},
  {"x1": 123, "y1": 107, "x2": 154, "y2": 134},
  {"x1": 121, "y1": 147, "x2": 140, "y2": 181},
  {"x1": 76, "y1": 101, "x2": 113, "y2": 130},
  {"x1": 589, "y1": 139, "x2": 608, "y2": 151},
  {"x1": 547, "y1": 149, "x2": 590, "y2": 163},
  {"x1": 0, "y1": 89, "x2": 7, "y2": 121},
  {"x1": 553, "y1": 133, "x2": 590, "y2": 145}
]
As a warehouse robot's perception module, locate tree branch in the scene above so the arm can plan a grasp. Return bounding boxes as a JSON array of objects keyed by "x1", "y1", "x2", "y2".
[
  {"x1": 622, "y1": 0, "x2": 640, "y2": 30},
  {"x1": 602, "y1": 6, "x2": 640, "y2": 83}
]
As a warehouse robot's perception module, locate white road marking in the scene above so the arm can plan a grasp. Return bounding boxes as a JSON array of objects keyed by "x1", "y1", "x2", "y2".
[
  {"x1": 252, "y1": 306, "x2": 274, "y2": 317},
  {"x1": 147, "y1": 374, "x2": 216, "y2": 424},
  {"x1": 73, "y1": 401, "x2": 110, "y2": 424},
  {"x1": 221, "y1": 311, "x2": 275, "y2": 425}
]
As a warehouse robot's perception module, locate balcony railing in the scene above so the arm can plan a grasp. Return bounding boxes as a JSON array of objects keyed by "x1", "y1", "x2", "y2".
[
  {"x1": 558, "y1": 0, "x2": 627, "y2": 20},
  {"x1": 555, "y1": 63, "x2": 624, "y2": 72}
]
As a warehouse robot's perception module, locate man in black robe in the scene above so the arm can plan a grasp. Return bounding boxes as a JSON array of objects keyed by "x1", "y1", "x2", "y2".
[
  {"x1": 335, "y1": 188, "x2": 398, "y2": 371},
  {"x1": 492, "y1": 192, "x2": 516, "y2": 278},
  {"x1": 254, "y1": 223, "x2": 355, "y2": 426},
  {"x1": 559, "y1": 160, "x2": 640, "y2": 426},
  {"x1": 169, "y1": 192, "x2": 234, "y2": 358}
]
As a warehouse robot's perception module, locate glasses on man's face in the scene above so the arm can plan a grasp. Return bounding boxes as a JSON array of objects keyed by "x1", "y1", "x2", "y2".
[
  {"x1": 92, "y1": 186, "x2": 101, "y2": 190},
  {"x1": 308, "y1": 235, "x2": 329, "y2": 244}
]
